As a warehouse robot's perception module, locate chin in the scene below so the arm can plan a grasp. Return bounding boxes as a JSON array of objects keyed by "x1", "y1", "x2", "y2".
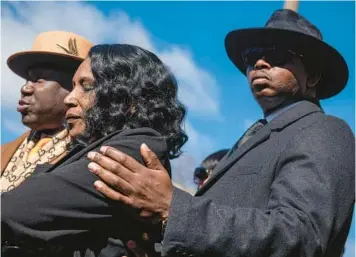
[
  {"x1": 66, "y1": 120, "x2": 84, "y2": 137},
  {"x1": 69, "y1": 129, "x2": 81, "y2": 139},
  {"x1": 22, "y1": 118, "x2": 38, "y2": 130},
  {"x1": 21, "y1": 114, "x2": 31, "y2": 123},
  {"x1": 69, "y1": 125, "x2": 87, "y2": 139},
  {"x1": 255, "y1": 93, "x2": 293, "y2": 116}
]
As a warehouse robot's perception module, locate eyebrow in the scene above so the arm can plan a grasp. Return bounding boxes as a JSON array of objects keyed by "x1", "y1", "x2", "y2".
[
  {"x1": 27, "y1": 70, "x2": 40, "y2": 79},
  {"x1": 27, "y1": 68, "x2": 54, "y2": 78}
]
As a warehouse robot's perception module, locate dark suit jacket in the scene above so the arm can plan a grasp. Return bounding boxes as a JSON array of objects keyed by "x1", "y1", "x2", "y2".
[
  {"x1": 1, "y1": 128, "x2": 170, "y2": 257},
  {"x1": 162, "y1": 101, "x2": 355, "y2": 257}
]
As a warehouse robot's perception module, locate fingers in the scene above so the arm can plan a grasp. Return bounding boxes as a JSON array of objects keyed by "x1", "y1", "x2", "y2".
[
  {"x1": 99, "y1": 146, "x2": 144, "y2": 173},
  {"x1": 140, "y1": 144, "x2": 165, "y2": 170},
  {"x1": 126, "y1": 240, "x2": 148, "y2": 257},
  {"x1": 88, "y1": 162, "x2": 133, "y2": 195},
  {"x1": 88, "y1": 152, "x2": 135, "y2": 180},
  {"x1": 94, "y1": 180, "x2": 132, "y2": 204}
]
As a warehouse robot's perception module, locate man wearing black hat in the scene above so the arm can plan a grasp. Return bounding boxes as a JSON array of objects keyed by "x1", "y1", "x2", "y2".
[{"x1": 87, "y1": 9, "x2": 355, "y2": 257}]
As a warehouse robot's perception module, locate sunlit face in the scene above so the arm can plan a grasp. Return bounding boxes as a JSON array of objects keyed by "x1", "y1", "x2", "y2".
[
  {"x1": 64, "y1": 58, "x2": 95, "y2": 138},
  {"x1": 18, "y1": 67, "x2": 71, "y2": 131}
]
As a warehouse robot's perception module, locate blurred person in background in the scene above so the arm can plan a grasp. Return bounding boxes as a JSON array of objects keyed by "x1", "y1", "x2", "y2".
[{"x1": 193, "y1": 149, "x2": 229, "y2": 190}]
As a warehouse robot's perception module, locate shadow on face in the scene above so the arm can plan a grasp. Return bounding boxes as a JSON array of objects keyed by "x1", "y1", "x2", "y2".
[
  {"x1": 243, "y1": 47, "x2": 320, "y2": 114},
  {"x1": 18, "y1": 66, "x2": 73, "y2": 131}
]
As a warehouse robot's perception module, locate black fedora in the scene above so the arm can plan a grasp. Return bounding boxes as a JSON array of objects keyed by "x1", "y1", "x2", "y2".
[{"x1": 225, "y1": 9, "x2": 349, "y2": 99}]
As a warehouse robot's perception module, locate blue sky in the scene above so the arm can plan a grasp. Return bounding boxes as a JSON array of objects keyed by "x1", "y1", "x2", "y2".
[{"x1": 1, "y1": 1, "x2": 354, "y2": 256}]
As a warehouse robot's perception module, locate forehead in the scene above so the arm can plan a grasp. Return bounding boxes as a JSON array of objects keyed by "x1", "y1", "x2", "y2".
[
  {"x1": 73, "y1": 58, "x2": 93, "y2": 79},
  {"x1": 28, "y1": 66, "x2": 56, "y2": 76},
  {"x1": 27, "y1": 65, "x2": 74, "y2": 78},
  {"x1": 27, "y1": 65, "x2": 74, "y2": 90}
]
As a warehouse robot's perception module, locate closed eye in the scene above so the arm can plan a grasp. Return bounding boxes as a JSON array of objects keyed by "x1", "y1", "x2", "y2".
[{"x1": 80, "y1": 78, "x2": 94, "y2": 91}]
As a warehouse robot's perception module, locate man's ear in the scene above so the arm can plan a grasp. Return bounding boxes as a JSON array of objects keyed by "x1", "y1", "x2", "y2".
[{"x1": 306, "y1": 72, "x2": 322, "y2": 88}]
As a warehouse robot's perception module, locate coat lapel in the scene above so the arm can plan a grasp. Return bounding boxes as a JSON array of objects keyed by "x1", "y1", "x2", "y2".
[
  {"x1": 196, "y1": 125, "x2": 271, "y2": 196},
  {"x1": 196, "y1": 101, "x2": 323, "y2": 196}
]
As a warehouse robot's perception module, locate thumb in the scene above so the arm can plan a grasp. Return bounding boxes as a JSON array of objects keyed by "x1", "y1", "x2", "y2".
[{"x1": 140, "y1": 144, "x2": 165, "y2": 171}]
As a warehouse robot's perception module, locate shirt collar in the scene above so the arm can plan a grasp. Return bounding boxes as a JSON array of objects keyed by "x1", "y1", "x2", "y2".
[{"x1": 265, "y1": 102, "x2": 300, "y2": 122}]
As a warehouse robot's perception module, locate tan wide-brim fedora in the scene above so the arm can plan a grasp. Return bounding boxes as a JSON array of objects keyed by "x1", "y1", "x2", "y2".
[{"x1": 7, "y1": 31, "x2": 93, "y2": 83}]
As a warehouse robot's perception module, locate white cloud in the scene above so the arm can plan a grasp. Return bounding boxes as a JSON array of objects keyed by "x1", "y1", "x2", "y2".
[
  {"x1": 1, "y1": 2, "x2": 221, "y2": 190},
  {"x1": 1, "y1": 1, "x2": 221, "y2": 118},
  {"x1": 171, "y1": 155, "x2": 198, "y2": 195},
  {"x1": 159, "y1": 48, "x2": 220, "y2": 116},
  {"x1": 183, "y1": 121, "x2": 214, "y2": 158},
  {"x1": 107, "y1": 11, "x2": 155, "y2": 52},
  {"x1": 343, "y1": 238, "x2": 355, "y2": 257}
]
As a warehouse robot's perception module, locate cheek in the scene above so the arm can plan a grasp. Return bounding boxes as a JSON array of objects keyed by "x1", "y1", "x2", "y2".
[
  {"x1": 58, "y1": 88, "x2": 70, "y2": 100},
  {"x1": 35, "y1": 85, "x2": 66, "y2": 102},
  {"x1": 33, "y1": 91, "x2": 67, "y2": 118},
  {"x1": 32, "y1": 89, "x2": 56, "y2": 107},
  {"x1": 270, "y1": 69, "x2": 298, "y2": 91},
  {"x1": 82, "y1": 92, "x2": 96, "y2": 111},
  {"x1": 70, "y1": 88, "x2": 95, "y2": 111},
  {"x1": 53, "y1": 90, "x2": 70, "y2": 108},
  {"x1": 246, "y1": 68, "x2": 254, "y2": 83}
]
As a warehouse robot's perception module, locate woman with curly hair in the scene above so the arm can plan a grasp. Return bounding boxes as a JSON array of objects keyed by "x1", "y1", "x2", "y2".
[{"x1": 2, "y1": 44, "x2": 188, "y2": 257}]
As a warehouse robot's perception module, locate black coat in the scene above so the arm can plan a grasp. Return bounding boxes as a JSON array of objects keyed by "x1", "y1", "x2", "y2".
[
  {"x1": 162, "y1": 101, "x2": 355, "y2": 257},
  {"x1": 2, "y1": 128, "x2": 170, "y2": 257}
]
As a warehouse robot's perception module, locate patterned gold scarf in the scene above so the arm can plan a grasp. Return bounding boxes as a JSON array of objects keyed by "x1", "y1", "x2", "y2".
[{"x1": 1, "y1": 129, "x2": 71, "y2": 193}]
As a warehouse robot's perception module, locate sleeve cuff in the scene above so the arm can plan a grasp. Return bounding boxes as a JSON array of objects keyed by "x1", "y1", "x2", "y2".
[{"x1": 161, "y1": 186, "x2": 194, "y2": 255}]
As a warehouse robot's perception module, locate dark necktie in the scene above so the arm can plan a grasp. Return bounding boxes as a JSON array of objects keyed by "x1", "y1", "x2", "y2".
[{"x1": 228, "y1": 119, "x2": 267, "y2": 156}]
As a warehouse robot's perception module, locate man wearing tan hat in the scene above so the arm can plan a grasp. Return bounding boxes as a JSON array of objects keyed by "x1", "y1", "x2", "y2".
[{"x1": 1, "y1": 31, "x2": 92, "y2": 193}]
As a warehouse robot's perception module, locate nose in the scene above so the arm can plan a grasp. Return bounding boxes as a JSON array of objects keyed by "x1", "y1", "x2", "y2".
[
  {"x1": 254, "y1": 58, "x2": 272, "y2": 70},
  {"x1": 20, "y1": 81, "x2": 35, "y2": 96},
  {"x1": 64, "y1": 92, "x2": 78, "y2": 108}
]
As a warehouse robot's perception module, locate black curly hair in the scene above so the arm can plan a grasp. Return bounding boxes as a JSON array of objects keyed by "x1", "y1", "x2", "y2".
[{"x1": 80, "y1": 44, "x2": 188, "y2": 159}]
